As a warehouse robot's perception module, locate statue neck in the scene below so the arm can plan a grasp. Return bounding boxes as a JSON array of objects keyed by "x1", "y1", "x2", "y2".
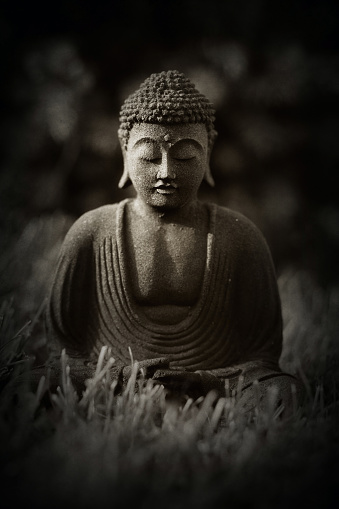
[{"x1": 132, "y1": 197, "x2": 203, "y2": 226}]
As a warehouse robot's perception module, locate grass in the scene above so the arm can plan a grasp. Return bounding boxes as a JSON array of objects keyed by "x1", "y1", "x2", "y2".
[
  {"x1": 1, "y1": 214, "x2": 339, "y2": 509},
  {"x1": 1, "y1": 344, "x2": 338, "y2": 509}
]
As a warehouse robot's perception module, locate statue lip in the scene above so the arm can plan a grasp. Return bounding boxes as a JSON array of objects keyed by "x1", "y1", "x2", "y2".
[{"x1": 154, "y1": 181, "x2": 178, "y2": 194}]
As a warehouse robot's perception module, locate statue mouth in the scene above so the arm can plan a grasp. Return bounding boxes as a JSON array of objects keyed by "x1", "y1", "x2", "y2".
[{"x1": 154, "y1": 181, "x2": 178, "y2": 195}]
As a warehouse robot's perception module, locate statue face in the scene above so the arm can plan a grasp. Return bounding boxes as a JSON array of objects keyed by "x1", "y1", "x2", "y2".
[{"x1": 124, "y1": 123, "x2": 209, "y2": 209}]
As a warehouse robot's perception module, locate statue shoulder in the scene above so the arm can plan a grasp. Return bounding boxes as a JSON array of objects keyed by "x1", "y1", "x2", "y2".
[
  {"x1": 61, "y1": 203, "x2": 121, "y2": 252},
  {"x1": 213, "y1": 205, "x2": 271, "y2": 255},
  {"x1": 212, "y1": 204, "x2": 279, "y2": 293}
]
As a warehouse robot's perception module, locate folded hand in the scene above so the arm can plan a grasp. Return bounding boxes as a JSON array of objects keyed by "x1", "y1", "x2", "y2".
[
  {"x1": 152, "y1": 368, "x2": 224, "y2": 398},
  {"x1": 122, "y1": 357, "x2": 171, "y2": 381}
]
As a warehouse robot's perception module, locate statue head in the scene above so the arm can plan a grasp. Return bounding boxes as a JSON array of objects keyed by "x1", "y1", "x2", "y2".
[{"x1": 118, "y1": 71, "x2": 217, "y2": 205}]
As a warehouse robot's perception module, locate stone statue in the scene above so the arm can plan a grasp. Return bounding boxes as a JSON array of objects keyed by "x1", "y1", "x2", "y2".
[{"x1": 43, "y1": 71, "x2": 300, "y2": 409}]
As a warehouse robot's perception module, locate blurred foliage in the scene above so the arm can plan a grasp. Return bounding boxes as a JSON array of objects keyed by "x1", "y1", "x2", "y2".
[
  {"x1": 1, "y1": 0, "x2": 339, "y2": 290},
  {"x1": 0, "y1": 1, "x2": 338, "y2": 305}
]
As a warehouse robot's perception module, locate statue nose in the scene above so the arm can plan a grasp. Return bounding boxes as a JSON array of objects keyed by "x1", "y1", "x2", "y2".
[{"x1": 156, "y1": 157, "x2": 176, "y2": 180}]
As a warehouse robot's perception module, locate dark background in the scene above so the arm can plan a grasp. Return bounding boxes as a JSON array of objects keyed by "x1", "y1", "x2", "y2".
[{"x1": 1, "y1": 0, "x2": 339, "y2": 295}]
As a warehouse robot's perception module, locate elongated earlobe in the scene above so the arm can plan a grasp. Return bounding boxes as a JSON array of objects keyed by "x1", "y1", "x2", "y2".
[
  {"x1": 118, "y1": 168, "x2": 132, "y2": 189},
  {"x1": 118, "y1": 139, "x2": 132, "y2": 189},
  {"x1": 204, "y1": 164, "x2": 215, "y2": 187}
]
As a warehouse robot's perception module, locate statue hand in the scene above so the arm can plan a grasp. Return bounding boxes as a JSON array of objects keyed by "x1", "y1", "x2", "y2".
[
  {"x1": 152, "y1": 368, "x2": 224, "y2": 398},
  {"x1": 122, "y1": 357, "x2": 171, "y2": 381}
]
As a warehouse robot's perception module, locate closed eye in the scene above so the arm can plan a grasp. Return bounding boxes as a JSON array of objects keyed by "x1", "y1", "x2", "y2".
[
  {"x1": 174, "y1": 156, "x2": 195, "y2": 161},
  {"x1": 142, "y1": 157, "x2": 161, "y2": 163}
]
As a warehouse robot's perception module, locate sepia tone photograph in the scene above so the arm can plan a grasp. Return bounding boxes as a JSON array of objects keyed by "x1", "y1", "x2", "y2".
[{"x1": 1, "y1": 0, "x2": 339, "y2": 507}]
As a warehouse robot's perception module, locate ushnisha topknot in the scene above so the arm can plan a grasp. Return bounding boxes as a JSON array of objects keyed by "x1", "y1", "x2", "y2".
[{"x1": 118, "y1": 70, "x2": 217, "y2": 151}]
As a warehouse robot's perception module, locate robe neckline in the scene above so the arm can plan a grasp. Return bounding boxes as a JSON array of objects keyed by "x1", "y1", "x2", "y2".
[{"x1": 115, "y1": 198, "x2": 217, "y2": 335}]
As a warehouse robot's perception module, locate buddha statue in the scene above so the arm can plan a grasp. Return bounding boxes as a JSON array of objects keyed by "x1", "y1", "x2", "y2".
[{"x1": 43, "y1": 71, "x2": 300, "y2": 409}]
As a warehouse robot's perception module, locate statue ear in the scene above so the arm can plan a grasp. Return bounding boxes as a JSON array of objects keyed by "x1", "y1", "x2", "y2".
[
  {"x1": 118, "y1": 168, "x2": 132, "y2": 189},
  {"x1": 204, "y1": 164, "x2": 215, "y2": 187},
  {"x1": 118, "y1": 138, "x2": 132, "y2": 189},
  {"x1": 203, "y1": 139, "x2": 215, "y2": 187}
]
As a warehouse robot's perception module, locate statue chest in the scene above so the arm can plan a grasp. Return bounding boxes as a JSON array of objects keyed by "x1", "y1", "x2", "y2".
[{"x1": 126, "y1": 222, "x2": 207, "y2": 307}]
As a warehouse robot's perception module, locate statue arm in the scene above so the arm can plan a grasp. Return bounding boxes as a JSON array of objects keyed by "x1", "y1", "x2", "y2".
[
  {"x1": 41, "y1": 212, "x2": 114, "y2": 392},
  {"x1": 219, "y1": 210, "x2": 283, "y2": 365},
  {"x1": 183, "y1": 213, "x2": 296, "y2": 402},
  {"x1": 190, "y1": 213, "x2": 285, "y2": 396},
  {"x1": 45, "y1": 213, "x2": 97, "y2": 358}
]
